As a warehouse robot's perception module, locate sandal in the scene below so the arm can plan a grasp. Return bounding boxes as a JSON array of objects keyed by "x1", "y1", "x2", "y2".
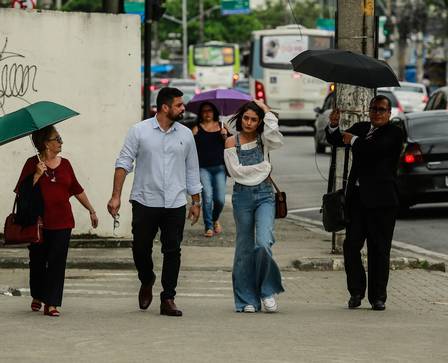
[
  {"x1": 204, "y1": 229, "x2": 214, "y2": 237},
  {"x1": 213, "y1": 221, "x2": 222, "y2": 234},
  {"x1": 31, "y1": 300, "x2": 42, "y2": 312},
  {"x1": 44, "y1": 305, "x2": 60, "y2": 317}
]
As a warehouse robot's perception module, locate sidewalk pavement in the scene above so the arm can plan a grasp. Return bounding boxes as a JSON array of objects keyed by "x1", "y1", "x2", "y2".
[{"x1": 1, "y1": 204, "x2": 447, "y2": 272}]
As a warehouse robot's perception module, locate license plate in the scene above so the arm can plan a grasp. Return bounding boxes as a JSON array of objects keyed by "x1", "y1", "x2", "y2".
[{"x1": 289, "y1": 101, "x2": 304, "y2": 110}]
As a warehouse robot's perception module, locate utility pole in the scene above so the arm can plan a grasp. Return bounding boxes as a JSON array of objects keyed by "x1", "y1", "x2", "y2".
[
  {"x1": 182, "y1": 0, "x2": 188, "y2": 79},
  {"x1": 199, "y1": 0, "x2": 204, "y2": 42},
  {"x1": 143, "y1": 0, "x2": 153, "y2": 119},
  {"x1": 332, "y1": 0, "x2": 376, "y2": 253}
]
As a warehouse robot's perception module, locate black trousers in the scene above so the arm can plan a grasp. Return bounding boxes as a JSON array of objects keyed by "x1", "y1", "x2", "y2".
[
  {"x1": 28, "y1": 229, "x2": 71, "y2": 307},
  {"x1": 344, "y1": 188, "x2": 397, "y2": 304},
  {"x1": 131, "y1": 202, "x2": 186, "y2": 301}
]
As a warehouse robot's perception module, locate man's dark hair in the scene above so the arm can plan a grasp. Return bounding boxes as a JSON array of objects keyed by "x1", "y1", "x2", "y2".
[
  {"x1": 229, "y1": 101, "x2": 265, "y2": 133},
  {"x1": 370, "y1": 95, "x2": 392, "y2": 110},
  {"x1": 32, "y1": 126, "x2": 56, "y2": 153},
  {"x1": 156, "y1": 87, "x2": 183, "y2": 111}
]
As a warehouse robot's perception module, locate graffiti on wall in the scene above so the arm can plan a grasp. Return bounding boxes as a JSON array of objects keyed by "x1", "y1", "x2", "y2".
[{"x1": 0, "y1": 37, "x2": 38, "y2": 112}]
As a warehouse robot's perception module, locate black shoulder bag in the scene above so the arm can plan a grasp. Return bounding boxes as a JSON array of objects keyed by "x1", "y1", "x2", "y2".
[{"x1": 321, "y1": 146, "x2": 350, "y2": 232}]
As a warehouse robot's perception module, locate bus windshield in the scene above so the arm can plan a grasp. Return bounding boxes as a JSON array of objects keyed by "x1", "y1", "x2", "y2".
[
  {"x1": 261, "y1": 35, "x2": 332, "y2": 69},
  {"x1": 194, "y1": 46, "x2": 235, "y2": 67}
]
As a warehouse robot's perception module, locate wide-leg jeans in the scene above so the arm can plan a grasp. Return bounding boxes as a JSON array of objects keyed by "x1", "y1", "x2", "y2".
[{"x1": 232, "y1": 182, "x2": 284, "y2": 312}]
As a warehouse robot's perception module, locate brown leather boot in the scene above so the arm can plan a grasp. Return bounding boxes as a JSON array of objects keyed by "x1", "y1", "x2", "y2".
[
  {"x1": 138, "y1": 283, "x2": 153, "y2": 310},
  {"x1": 160, "y1": 299, "x2": 182, "y2": 317}
]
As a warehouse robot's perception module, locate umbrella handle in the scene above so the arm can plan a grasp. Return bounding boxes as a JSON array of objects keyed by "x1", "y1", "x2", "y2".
[{"x1": 29, "y1": 135, "x2": 49, "y2": 177}]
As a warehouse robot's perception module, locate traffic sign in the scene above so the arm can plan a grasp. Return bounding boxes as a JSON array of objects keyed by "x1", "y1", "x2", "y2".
[{"x1": 221, "y1": 0, "x2": 250, "y2": 15}]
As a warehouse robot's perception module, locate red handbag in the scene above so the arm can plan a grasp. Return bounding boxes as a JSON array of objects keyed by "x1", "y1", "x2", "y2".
[{"x1": 2, "y1": 198, "x2": 43, "y2": 246}]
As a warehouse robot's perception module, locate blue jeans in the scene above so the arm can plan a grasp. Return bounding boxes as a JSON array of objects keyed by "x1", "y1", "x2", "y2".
[
  {"x1": 232, "y1": 182, "x2": 284, "y2": 312},
  {"x1": 200, "y1": 165, "x2": 227, "y2": 231}
]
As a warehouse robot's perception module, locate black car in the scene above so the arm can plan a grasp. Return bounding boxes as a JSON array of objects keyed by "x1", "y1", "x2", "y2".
[{"x1": 393, "y1": 110, "x2": 448, "y2": 209}]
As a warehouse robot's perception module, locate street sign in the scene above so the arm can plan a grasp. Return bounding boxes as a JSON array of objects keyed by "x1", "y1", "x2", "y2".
[
  {"x1": 316, "y1": 18, "x2": 335, "y2": 31},
  {"x1": 221, "y1": 0, "x2": 250, "y2": 15},
  {"x1": 11, "y1": 0, "x2": 36, "y2": 9},
  {"x1": 378, "y1": 16, "x2": 386, "y2": 45},
  {"x1": 124, "y1": 0, "x2": 144, "y2": 22}
]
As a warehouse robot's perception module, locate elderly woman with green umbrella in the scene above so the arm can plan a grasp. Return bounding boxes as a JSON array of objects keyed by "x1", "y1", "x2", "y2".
[{"x1": 2, "y1": 102, "x2": 98, "y2": 317}]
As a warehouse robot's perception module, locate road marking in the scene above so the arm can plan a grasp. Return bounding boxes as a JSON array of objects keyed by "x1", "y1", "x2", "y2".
[{"x1": 289, "y1": 207, "x2": 322, "y2": 213}]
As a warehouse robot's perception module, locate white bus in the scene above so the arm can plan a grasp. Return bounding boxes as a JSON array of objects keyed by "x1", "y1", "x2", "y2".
[
  {"x1": 249, "y1": 25, "x2": 333, "y2": 127},
  {"x1": 188, "y1": 41, "x2": 240, "y2": 90}
]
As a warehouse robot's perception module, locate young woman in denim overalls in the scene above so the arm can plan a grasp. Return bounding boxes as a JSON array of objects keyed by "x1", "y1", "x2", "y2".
[{"x1": 224, "y1": 100, "x2": 284, "y2": 313}]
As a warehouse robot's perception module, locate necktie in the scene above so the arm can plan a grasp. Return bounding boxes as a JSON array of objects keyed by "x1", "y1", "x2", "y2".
[{"x1": 365, "y1": 127, "x2": 377, "y2": 139}]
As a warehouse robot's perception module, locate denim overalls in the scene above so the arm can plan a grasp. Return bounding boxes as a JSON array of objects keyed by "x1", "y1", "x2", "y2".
[{"x1": 232, "y1": 133, "x2": 284, "y2": 312}]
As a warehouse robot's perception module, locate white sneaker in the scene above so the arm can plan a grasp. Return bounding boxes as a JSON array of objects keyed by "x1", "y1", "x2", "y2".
[
  {"x1": 262, "y1": 296, "x2": 278, "y2": 313},
  {"x1": 243, "y1": 305, "x2": 256, "y2": 313}
]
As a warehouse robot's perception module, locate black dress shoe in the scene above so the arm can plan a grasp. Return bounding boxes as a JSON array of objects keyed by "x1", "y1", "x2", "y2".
[
  {"x1": 348, "y1": 295, "x2": 362, "y2": 309},
  {"x1": 138, "y1": 283, "x2": 153, "y2": 310},
  {"x1": 160, "y1": 299, "x2": 183, "y2": 317},
  {"x1": 371, "y1": 300, "x2": 386, "y2": 311}
]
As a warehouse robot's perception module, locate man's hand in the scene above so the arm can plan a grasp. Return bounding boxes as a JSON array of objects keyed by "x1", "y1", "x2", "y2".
[
  {"x1": 107, "y1": 196, "x2": 121, "y2": 217},
  {"x1": 329, "y1": 109, "x2": 340, "y2": 127},
  {"x1": 342, "y1": 132, "x2": 354, "y2": 145},
  {"x1": 187, "y1": 205, "x2": 201, "y2": 225}
]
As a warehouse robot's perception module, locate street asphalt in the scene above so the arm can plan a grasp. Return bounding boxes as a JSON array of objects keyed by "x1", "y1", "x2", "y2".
[{"x1": 0, "y1": 205, "x2": 447, "y2": 362}]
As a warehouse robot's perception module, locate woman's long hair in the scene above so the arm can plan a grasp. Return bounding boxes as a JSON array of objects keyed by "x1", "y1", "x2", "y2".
[
  {"x1": 228, "y1": 101, "x2": 265, "y2": 134},
  {"x1": 195, "y1": 102, "x2": 220, "y2": 124}
]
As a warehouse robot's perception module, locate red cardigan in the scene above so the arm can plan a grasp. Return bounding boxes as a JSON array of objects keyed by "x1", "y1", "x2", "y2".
[{"x1": 16, "y1": 156, "x2": 84, "y2": 230}]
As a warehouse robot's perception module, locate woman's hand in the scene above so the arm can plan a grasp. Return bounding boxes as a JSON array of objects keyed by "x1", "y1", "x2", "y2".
[
  {"x1": 253, "y1": 99, "x2": 271, "y2": 113},
  {"x1": 89, "y1": 211, "x2": 99, "y2": 228}
]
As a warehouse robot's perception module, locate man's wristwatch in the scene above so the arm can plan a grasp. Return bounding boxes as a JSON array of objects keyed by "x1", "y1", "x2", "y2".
[{"x1": 191, "y1": 200, "x2": 201, "y2": 207}]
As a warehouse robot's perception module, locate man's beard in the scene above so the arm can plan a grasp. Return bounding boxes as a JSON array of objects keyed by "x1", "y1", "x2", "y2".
[{"x1": 168, "y1": 110, "x2": 184, "y2": 122}]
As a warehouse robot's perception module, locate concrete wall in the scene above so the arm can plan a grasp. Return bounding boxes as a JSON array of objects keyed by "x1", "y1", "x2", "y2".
[{"x1": 0, "y1": 9, "x2": 141, "y2": 237}]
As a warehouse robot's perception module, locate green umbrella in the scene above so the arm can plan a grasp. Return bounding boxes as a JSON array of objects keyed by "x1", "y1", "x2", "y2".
[{"x1": 0, "y1": 101, "x2": 79, "y2": 146}]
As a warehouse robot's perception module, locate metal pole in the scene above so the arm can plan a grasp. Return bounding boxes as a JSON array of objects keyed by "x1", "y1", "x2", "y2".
[
  {"x1": 331, "y1": 0, "x2": 376, "y2": 253},
  {"x1": 143, "y1": 0, "x2": 152, "y2": 119},
  {"x1": 55, "y1": 0, "x2": 62, "y2": 9},
  {"x1": 199, "y1": 0, "x2": 204, "y2": 43},
  {"x1": 182, "y1": 0, "x2": 188, "y2": 79}
]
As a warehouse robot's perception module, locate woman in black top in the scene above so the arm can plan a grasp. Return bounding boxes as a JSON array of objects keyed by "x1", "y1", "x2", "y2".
[{"x1": 192, "y1": 102, "x2": 230, "y2": 237}]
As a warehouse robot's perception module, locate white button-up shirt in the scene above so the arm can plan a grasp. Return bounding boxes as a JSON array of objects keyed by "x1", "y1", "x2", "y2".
[{"x1": 115, "y1": 116, "x2": 202, "y2": 208}]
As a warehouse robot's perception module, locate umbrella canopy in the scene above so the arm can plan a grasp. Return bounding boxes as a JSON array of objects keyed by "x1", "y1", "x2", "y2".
[
  {"x1": 290, "y1": 49, "x2": 400, "y2": 88},
  {"x1": 186, "y1": 89, "x2": 252, "y2": 116},
  {"x1": 0, "y1": 101, "x2": 79, "y2": 146}
]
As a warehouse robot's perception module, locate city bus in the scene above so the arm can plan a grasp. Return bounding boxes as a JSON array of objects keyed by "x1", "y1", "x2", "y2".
[
  {"x1": 249, "y1": 25, "x2": 334, "y2": 127},
  {"x1": 188, "y1": 41, "x2": 240, "y2": 90}
]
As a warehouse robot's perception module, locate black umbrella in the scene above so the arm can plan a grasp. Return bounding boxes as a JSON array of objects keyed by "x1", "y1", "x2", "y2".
[{"x1": 290, "y1": 49, "x2": 399, "y2": 88}]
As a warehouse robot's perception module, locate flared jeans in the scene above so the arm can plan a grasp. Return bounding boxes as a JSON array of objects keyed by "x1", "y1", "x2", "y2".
[{"x1": 231, "y1": 182, "x2": 284, "y2": 312}]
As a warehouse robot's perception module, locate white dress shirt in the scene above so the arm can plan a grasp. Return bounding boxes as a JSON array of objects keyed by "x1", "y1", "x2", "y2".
[{"x1": 115, "y1": 116, "x2": 202, "y2": 208}]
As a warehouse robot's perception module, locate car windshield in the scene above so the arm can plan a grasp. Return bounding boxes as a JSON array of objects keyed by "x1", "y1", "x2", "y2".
[
  {"x1": 395, "y1": 85, "x2": 424, "y2": 93},
  {"x1": 408, "y1": 114, "x2": 448, "y2": 138}
]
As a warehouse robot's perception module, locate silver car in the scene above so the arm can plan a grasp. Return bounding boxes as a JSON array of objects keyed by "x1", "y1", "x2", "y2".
[{"x1": 388, "y1": 82, "x2": 428, "y2": 112}]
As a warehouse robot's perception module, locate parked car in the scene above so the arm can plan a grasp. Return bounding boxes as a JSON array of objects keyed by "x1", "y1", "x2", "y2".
[
  {"x1": 388, "y1": 82, "x2": 428, "y2": 112},
  {"x1": 424, "y1": 86, "x2": 448, "y2": 111},
  {"x1": 392, "y1": 110, "x2": 448, "y2": 210},
  {"x1": 313, "y1": 90, "x2": 404, "y2": 153}
]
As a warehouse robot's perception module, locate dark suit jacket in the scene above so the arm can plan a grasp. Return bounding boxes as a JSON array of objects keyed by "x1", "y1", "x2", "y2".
[{"x1": 326, "y1": 121, "x2": 404, "y2": 208}]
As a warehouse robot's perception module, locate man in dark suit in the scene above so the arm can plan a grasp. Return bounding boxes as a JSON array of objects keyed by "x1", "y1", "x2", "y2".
[{"x1": 326, "y1": 95, "x2": 404, "y2": 311}]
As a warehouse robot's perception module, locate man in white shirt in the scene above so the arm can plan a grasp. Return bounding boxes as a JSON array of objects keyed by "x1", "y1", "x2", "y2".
[{"x1": 107, "y1": 87, "x2": 202, "y2": 317}]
